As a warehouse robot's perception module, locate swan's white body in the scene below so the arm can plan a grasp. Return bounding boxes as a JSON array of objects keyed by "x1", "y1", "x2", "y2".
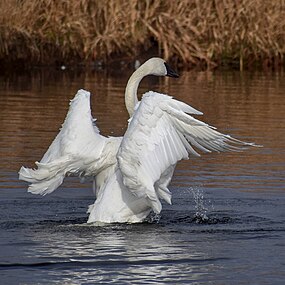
[{"x1": 19, "y1": 58, "x2": 254, "y2": 223}]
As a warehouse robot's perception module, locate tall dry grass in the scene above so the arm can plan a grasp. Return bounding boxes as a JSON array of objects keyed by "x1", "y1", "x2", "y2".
[{"x1": 0, "y1": 0, "x2": 284, "y2": 69}]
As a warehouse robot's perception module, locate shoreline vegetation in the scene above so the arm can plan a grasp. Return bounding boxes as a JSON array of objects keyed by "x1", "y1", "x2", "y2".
[{"x1": 0, "y1": 0, "x2": 285, "y2": 71}]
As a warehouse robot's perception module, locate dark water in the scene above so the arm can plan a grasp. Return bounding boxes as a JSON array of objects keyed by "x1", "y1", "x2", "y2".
[{"x1": 0, "y1": 69, "x2": 284, "y2": 284}]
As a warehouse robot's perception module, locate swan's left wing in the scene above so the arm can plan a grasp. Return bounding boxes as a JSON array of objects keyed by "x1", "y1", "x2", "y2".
[
  {"x1": 117, "y1": 91, "x2": 255, "y2": 213},
  {"x1": 19, "y1": 89, "x2": 120, "y2": 195}
]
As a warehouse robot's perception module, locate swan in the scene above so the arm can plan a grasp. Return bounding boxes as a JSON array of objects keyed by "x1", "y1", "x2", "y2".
[{"x1": 19, "y1": 57, "x2": 256, "y2": 224}]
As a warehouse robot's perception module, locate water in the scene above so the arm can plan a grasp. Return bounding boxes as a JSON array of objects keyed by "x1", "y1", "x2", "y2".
[{"x1": 0, "y1": 69, "x2": 285, "y2": 284}]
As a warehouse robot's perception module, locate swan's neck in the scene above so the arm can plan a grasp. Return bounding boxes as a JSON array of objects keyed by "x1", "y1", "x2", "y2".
[{"x1": 125, "y1": 69, "x2": 145, "y2": 117}]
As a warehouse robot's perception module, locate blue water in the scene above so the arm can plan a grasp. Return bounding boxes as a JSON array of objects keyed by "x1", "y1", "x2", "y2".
[{"x1": 0, "y1": 69, "x2": 284, "y2": 284}]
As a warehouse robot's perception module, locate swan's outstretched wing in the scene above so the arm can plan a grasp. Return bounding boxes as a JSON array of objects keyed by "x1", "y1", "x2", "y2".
[
  {"x1": 19, "y1": 89, "x2": 121, "y2": 195},
  {"x1": 117, "y1": 91, "x2": 255, "y2": 213}
]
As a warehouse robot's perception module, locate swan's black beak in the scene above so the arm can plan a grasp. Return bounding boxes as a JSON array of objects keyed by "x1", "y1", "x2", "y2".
[{"x1": 164, "y1": 63, "x2": 179, "y2": 78}]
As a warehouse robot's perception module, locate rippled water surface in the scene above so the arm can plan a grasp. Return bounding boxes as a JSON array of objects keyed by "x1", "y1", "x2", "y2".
[{"x1": 0, "y1": 68, "x2": 285, "y2": 284}]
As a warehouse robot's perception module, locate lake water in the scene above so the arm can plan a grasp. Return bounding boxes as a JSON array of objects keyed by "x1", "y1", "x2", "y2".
[{"x1": 0, "y1": 68, "x2": 284, "y2": 284}]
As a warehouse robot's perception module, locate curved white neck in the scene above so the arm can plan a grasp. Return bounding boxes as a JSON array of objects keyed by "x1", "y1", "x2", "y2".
[
  {"x1": 124, "y1": 58, "x2": 169, "y2": 117},
  {"x1": 124, "y1": 68, "x2": 145, "y2": 117}
]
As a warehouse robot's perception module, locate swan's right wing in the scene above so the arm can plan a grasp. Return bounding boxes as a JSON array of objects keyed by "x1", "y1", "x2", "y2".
[
  {"x1": 19, "y1": 89, "x2": 120, "y2": 195},
  {"x1": 117, "y1": 91, "x2": 255, "y2": 213}
]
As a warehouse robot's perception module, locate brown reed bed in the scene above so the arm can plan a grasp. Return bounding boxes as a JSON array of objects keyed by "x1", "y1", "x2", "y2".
[{"x1": 0, "y1": 0, "x2": 284, "y2": 70}]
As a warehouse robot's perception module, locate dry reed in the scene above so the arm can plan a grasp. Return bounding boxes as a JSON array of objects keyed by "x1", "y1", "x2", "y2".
[{"x1": 0, "y1": 0, "x2": 284, "y2": 69}]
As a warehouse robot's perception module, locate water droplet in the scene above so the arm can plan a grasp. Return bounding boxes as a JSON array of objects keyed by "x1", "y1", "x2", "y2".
[{"x1": 191, "y1": 187, "x2": 210, "y2": 223}]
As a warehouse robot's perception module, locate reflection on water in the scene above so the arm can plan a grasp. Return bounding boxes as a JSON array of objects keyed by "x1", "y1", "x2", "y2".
[{"x1": 0, "y1": 69, "x2": 285, "y2": 284}]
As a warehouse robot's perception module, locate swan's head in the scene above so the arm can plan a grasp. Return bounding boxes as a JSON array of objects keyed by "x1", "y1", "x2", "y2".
[
  {"x1": 125, "y1": 57, "x2": 179, "y2": 117},
  {"x1": 140, "y1": 57, "x2": 179, "y2": 78}
]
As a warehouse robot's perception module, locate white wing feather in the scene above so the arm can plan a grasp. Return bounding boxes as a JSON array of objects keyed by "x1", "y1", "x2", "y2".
[
  {"x1": 19, "y1": 89, "x2": 120, "y2": 195},
  {"x1": 118, "y1": 91, "x2": 254, "y2": 213}
]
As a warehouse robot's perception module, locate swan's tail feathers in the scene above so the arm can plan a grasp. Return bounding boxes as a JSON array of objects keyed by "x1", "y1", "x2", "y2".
[
  {"x1": 19, "y1": 166, "x2": 64, "y2": 196},
  {"x1": 19, "y1": 159, "x2": 68, "y2": 195}
]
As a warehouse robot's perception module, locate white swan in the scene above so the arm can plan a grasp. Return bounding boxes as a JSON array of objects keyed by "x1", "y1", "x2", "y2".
[{"x1": 19, "y1": 58, "x2": 255, "y2": 224}]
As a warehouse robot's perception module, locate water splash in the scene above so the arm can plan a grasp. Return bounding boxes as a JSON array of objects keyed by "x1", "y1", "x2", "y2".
[
  {"x1": 191, "y1": 188, "x2": 211, "y2": 223},
  {"x1": 146, "y1": 213, "x2": 161, "y2": 224}
]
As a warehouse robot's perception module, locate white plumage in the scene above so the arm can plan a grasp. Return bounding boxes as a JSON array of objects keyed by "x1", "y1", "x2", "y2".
[{"x1": 19, "y1": 58, "x2": 256, "y2": 223}]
